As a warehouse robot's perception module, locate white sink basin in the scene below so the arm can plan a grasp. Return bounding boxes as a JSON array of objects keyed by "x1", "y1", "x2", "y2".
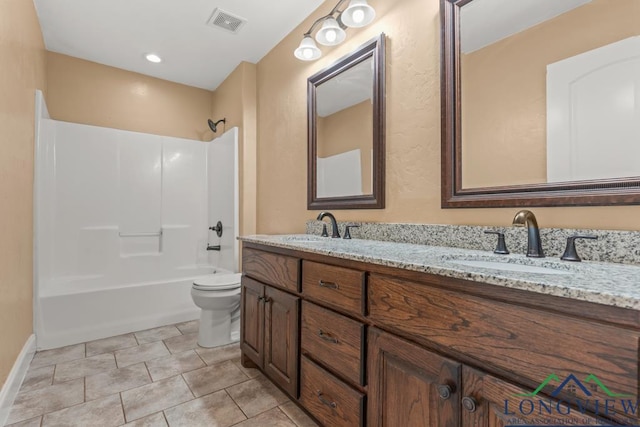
[{"x1": 451, "y1": 259, "x2": 572, "y2": 275}]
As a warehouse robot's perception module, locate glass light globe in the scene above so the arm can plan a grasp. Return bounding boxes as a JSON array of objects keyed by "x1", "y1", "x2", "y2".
[
  {"x1": 341, "y1": 0, "x2": 376, "y2": 28},
  {"x1": 294, "y1": 36, "x2": 322, "y2": 61},
  {"x1": 315, "y1": 18, "x2": 346, "y2": 46}
]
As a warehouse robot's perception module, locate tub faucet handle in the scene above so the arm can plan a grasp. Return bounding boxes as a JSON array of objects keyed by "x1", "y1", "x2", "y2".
[
  {"x1": 484, "y1": 231, "x2": 509, "y2": 254},
  {"x1": 561, "y1": 235, "x2": 598, "y2": 262},
  {"x1": 209, "y1": 221, "x2": 223, "y2": 238}
]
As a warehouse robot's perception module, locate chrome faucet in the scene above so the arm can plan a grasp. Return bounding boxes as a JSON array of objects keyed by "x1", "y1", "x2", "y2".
[
  {"x1": 512, "y1": 210, "x2": 544, "y2": 257},
  {"x1": 317, "y1": 211, "x2": 340, "y2": 238}
]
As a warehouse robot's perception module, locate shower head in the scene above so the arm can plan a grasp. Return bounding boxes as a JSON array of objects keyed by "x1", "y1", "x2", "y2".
[{"x1": 208, "y1": 118, "x2": 226, "y2": 133}]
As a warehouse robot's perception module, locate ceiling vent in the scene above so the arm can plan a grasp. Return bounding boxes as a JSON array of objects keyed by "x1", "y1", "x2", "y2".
[{"x1": 207, "y1": 8, "x2": 247, "y2": 34}]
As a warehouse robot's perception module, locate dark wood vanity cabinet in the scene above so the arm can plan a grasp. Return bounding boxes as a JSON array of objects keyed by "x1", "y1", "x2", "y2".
[
  {"x1": 240, "y1": 250, "x2": 300, "y2": 397},
  {"x1": 368, "y1": 328, "x2": 460, "y2": 426},
  {"x1": 241, "y1": 242, "x2": 637, "y2": 426},
  {"x1": 240, "y1": 277, "x2": 264, "y2": 368}
]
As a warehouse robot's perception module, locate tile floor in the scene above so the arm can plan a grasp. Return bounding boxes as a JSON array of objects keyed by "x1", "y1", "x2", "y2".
[{"x1": 6, "y1": 321, "x2": 319, "y2": 427}]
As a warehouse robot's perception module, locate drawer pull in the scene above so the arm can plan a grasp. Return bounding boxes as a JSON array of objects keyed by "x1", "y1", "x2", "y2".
[
  {"x1": 462, "y1": 396, "x2": 478, "y2": 413},
  {"x1": 318, "y1": 280, "x2": 339, "y2": 289},
  {"x1": 316, "y1": 390, "x2": 337, "y2": 409},
  {"x1": 437, "y1": 384, "x2": 453, "y2": 400},
  {"x1": 318, "y1": 329, "x2": 339, "y2": 344}
]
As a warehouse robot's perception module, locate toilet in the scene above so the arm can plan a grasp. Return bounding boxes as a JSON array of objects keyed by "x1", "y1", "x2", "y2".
[{"x1": 191, "y1": 273, "x2": 242, "y2": 348}]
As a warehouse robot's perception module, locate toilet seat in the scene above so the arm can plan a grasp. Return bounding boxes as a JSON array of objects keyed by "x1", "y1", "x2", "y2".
[{"x1": 192, "y1": 273, "x2": 241, "y2": 291}]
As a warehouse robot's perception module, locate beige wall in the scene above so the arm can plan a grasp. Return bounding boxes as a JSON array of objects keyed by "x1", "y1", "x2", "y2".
[
  {"x1": 46, "y1": 52, "x2": 214, "y2": 141},
  {"x1": 317, "y1": 100, "x2": 373, "y2": 194},
  {"x1": 211, "y1": 62, "x2": 258, "y2": 237},
  {"x1": 0, "y1": 0, "x2": 46, "y2": 385},
  {"x1": 462, "y1": 0, "x2": 640, "y2": 188},
  {"x1": 256, "y1": 0, "x2": 640, "y2": 233}
]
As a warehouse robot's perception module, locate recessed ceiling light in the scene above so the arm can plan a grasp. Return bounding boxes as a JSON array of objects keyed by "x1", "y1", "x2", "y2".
[{"x1": 145, "y1": 53, "x2": 162, "y2": 63}]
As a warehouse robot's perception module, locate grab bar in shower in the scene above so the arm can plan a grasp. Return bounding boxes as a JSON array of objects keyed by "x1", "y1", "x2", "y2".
[{"x1": 119, "y1": 230, "x2": 163, "y2": 237}]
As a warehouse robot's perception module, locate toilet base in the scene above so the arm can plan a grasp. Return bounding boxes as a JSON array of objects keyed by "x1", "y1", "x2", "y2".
[{"x1": 197, "y1": 309, "x2": 240, "y2": 348}]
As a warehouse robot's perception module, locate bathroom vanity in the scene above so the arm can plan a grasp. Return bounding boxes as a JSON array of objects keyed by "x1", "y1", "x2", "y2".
[{"x1": 239, "y1": 235, "x2": 640, "y2": 426}]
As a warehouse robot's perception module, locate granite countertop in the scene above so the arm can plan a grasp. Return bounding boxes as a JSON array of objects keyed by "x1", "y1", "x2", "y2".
[{"x1": 240, "y1": 234, "x2": 640, "y2": 311}]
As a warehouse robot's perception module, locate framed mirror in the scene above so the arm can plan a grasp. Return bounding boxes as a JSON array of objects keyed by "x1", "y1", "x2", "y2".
[
  {"x1": 441, "y1": 0, "x2": 640, "y2": 208},
  {"x1": 308, "y1": 33, "x2": 385, "y2": 210}
]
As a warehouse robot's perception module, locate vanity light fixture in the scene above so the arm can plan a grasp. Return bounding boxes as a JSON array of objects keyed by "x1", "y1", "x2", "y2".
[
  {"x1": 294, "y1": 36, "x2": 322, "y2": 61},
  {"x1": 341, "y1": 0, "x2": 376, "y2": 27},
  {"x1": 316, "y1": 17, "x2": 346, "y2": 46},
  {"x1": 293, "y1": 0, "x2": 376, "y2": 61}
]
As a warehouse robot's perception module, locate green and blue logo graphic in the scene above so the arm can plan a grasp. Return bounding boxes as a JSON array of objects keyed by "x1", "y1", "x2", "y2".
[{"x1": 503, "y1": 373, "x2": 639, "y2": 426}]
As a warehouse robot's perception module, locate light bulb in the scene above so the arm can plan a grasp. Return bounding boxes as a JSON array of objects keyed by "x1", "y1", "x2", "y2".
[
  {"x1": 325, "y1": 29, "x2": 337, "y2": 43},
  {"x1": 303, "y1": 48, "x2": 314, "y2": 59},
  {"x1": 352, "y1": 9, "x2": 365, "y2": 24}
]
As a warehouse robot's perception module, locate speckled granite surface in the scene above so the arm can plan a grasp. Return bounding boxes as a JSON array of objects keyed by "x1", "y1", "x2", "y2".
[
  {"x1": 306, "y1": 221, "x2": 640, "y2": 265},
  {"x1": 240, "y1": 234, "x2": 640, "y2": 310}
]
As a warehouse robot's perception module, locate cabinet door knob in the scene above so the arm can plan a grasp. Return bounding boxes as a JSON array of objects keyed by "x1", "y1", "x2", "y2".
[
  {"x1": 316, "y1": 390, "x2": 337, "y2": 408},
  {"x1": 263, "y1": 296, "x2": 271, "y2": 303},
  {"x1": 462, "y1": 396, "x2": 478, "y2": 412},
  {"x1": 257, "y1": 296, "x2": 264, "y2": 302},
  {"x1": 437, "y1": 384, "x2": 453, "y2": 400}
]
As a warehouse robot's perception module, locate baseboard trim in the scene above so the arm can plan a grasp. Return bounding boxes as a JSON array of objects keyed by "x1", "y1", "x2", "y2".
[{"x1": 0, "y1": 334, "x2": 36, "y2": 426}]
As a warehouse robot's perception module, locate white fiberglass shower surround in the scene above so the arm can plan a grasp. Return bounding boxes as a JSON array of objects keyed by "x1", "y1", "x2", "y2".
[{"x1": 34, "y1": 92, "x2": 239, "y2": 349}]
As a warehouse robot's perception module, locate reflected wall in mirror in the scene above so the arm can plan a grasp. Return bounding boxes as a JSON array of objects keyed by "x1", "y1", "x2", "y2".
[
  {"x1": 308, "y1": 33, "x2": 385, "y2": 209},
  {"x1": 441, "y1": 0, "x2": 640, "y2": 207}
]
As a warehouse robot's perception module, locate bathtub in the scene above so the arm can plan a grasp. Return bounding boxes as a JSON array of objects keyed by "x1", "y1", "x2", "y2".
[{"x1": 35, "y1": 268, "x2": 235, "y2": 350}]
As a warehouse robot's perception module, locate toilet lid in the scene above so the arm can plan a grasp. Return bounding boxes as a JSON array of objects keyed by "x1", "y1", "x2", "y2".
[{"x1": 193, "y1": 273, "x2": 242, "y2": 291}]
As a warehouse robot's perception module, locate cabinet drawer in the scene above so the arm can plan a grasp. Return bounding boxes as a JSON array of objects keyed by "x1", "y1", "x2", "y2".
[
  {"x1": 368, "y1": 274, "x2": 640, "y2": 406},
  {"x1": 243, "y1": 247, "x2": 299, "y2": 292},
  {"x1": 302, "y1": 261, "x2": 364, "y2": 315},
  {"x1": 299, "y1": 356, "x2": 365, "y2": 427},
  {"x1": 301, "y1": 301, "x2": 365, "y2": 386}
]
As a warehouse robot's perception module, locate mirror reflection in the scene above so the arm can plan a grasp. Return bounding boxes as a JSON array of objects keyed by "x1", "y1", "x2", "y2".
[
  {"x1": 460, "y1": 0, "x2": 640, "y2": 189},
  {"x1": 308, "y1": 33, "x2": 385, "y2": 210},
  {"x1": 315, "y1": 57, "x2": 373, "y2": 198}
]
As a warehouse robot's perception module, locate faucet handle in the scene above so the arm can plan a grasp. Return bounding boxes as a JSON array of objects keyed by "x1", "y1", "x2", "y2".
[
  {"x1": 484, "y1": 231, "x2": 509, "y2": 254},
  {"x1": 561, "y1": 235, "x2": 598, "y2": 262},
  {"x1": 343, "y1": 225, "x2": 360, "y2": 240},
  {"x1": 320, "y1": 224, "x2": 329, "y2": 237}
]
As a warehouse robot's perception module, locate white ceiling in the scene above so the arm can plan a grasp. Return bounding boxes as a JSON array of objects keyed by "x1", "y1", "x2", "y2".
[
  {"x1": 33, "y1": 0, "x2": 324, "y2": 90},
  {"x1": 461, "y1": 0, "x2": 592, "y2": 54}
]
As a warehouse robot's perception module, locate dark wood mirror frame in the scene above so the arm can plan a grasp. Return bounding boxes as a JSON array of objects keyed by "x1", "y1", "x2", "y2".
[
  {"x1": 441, "y1": 0, "x2": 640, "y2": 208},
  {"x1": 308, "y1": 33, "x2": 386, "y2": 210}
]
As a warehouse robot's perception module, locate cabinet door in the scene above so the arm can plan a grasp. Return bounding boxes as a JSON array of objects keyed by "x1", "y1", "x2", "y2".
[
  {"x1": 264, "y1": 285, "x2": 300, "y2": 397},
  {"x1": 462, "y1": 366, "x2": 616, "y2": 426},
  {"x1": 240, "y1": 277, "x2": 264, "y2": 369},
  {"x1": 368, "y1": 328, "x2": 461, "y2": 427}
]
